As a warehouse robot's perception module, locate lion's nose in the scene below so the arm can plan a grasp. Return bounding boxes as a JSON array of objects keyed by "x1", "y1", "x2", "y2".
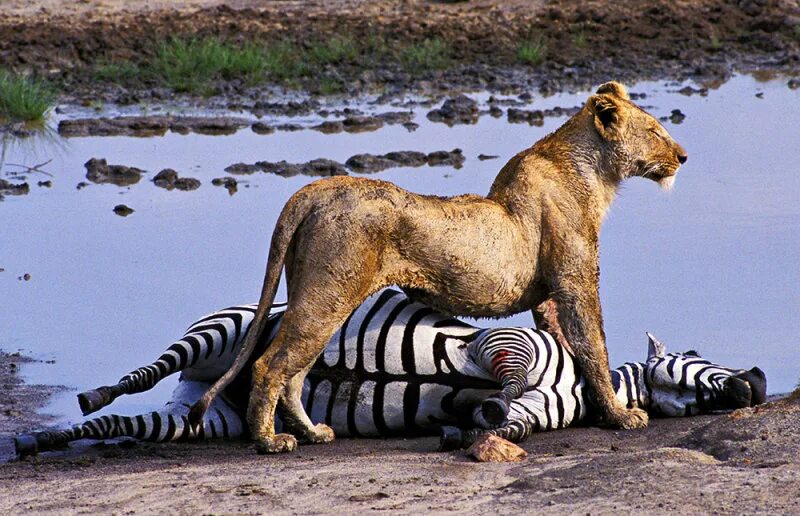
[{"x1": 677, "y1": 151, "x2": 688, "y2": 164}]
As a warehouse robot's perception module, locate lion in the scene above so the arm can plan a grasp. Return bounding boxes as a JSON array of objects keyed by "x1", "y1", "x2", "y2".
[{"x1": 189, "y1": 81, "x2": 688, "y2": 453}]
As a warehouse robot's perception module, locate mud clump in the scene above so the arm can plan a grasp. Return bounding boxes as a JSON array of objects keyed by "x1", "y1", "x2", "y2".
[
  {"x1": 85, "y1": 158, "x2": 143, "y2": 186},
  {"x1": 507, "y1": 106, "x2": 582, "y2": 126},
  {"x1": 152, "y1": 169, "x2": 201, "y2": 191},
  {"x1": 226, "y1": 159, "x2": 348, "y2": 178},
  {"x1": 0, "y1": 179, "x2": 30, "y2": 200},
  {"x1": 426, "y1": 149, "x2": 465, "y2": 168},
  {"x1": 251, "y1": 122, "x2": 276, "y2": 135},
  {"x1": 313, "y1": 112, "x2": 413, "y2": 135},
  {"x1": 113, "y1": 204, "x2": 134, "y2": 217},
  {"x1": 59, "y1": 116, "x2": 251, "y2": 138},
  {"x1": 345, "y1": 149, "x2": 463, "y2": 173},
  {"x1": 668, "y1": 109, "x2": 686, "y2": 124},
  {"x1": 342, "y1": 115, "x2": 384, "y2": 133},
  {"x1": 211, "y1": 177, "x2": 238, "y2": 195},
  {"x1": 427, "y1": 95, "x2": 479, "y2": 126}
]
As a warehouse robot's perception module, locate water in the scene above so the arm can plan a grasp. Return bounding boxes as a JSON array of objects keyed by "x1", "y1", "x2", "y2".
[{"x1": 1, "y1": 75, "x2": 798, "y2": 426}]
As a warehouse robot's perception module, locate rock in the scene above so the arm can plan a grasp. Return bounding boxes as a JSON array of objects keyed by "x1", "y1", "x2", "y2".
[
  {"x1": 384, "y1": 151, "x2": 428, "y2": 167},
  {"x1": 402, "y1": 122, "x2": 420, "y2": 132},
  {"x1": 224, "y1": 163, "x2": 261, "y2": 175},
  {"x1": 173, "y1": 177, "x2": 201, "y2": 191},
  {"x1": 507, "y1": 108, "x2": 544, "y2": 125},
  {"x1": 346, "y1": 154, "x2": 398, "y2": 174},
  {"x1": 113, "y1": 204, "x2": 134, "y2": 217},
  {"x1": 677, "y1": 86, "x2": 709, "y2": 96},
  {"x1": 312, "y1": 121, "x2": 344, "y2": 134},
  {"x1": 59, "y1": 116, "x2": 251, "y2": 138},
  {"x1": 669, "y1": 109, "x2": 686, "y2": 124},
  {"x1": 342, "y1": 115, "x2": 384, "y2": 133},
  {"x1": 152, "y1": 169, "x2": 200, "y2": 191},
  {"x1": 37, "y1": 180, "x2": 52, "y2": 188},
  {"x1": 478, "y1": 154, "x2": 499, "y2": 161},
  {"x1": 0, "y1": 179, "x2": 30, "y2": 196},
  {"x1": 84, "y1": 158, "x2": 143, "y2": 186},
  {"x1": 427, "y1": 149, "x2": 465, "y2": 168},
  {"x1": 275, "y1": 123, "x2": 303, "y2": 132},
  {"x1": 211, "y1": 177, "x2": 238, "y2": 195},
  {"x1": 467, "y1": 434, "x2": 528, "y2": 463},
  {"x1": 788, "y1": 78, "x2": 800, "y2": 90},
  {"x1": 375, "y1": 111, "x2": 414, "y2": 125},
  {"x1": 256, "y1": 159, "x2": 348, "y2": 178},
  {"x1": 427, "y1": 95, "x2": 479, "y2": 125},
  {"x1": 251, "y1": 122, "x2": 276, "y2": 135},
  {"x1": 152, "y1": 168, "x2": 178, "y2": 188}
]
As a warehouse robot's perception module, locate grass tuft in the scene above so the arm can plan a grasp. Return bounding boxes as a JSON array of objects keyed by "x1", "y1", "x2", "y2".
[
  {"x1": 517, "y1": 38, "x2": 548, "y2": 66},
  {"x1": 94, "y1": 60, "x2": 140, "y2": 84},
  {"x1": 0, "y1": 70, "x2": 55, "y2": 122},
  {"x1": 401, "y1": 38, "x2": 451, "y2": 71},
  {"x1": 264, "y1": 42, "x2": 309, "y2": 80},
  {"x1": 308, "y1": 36, "x2": 359, "y2": 65},
  {"x1": 149, "y1": 38, "x2": 271, "y2": 93}
]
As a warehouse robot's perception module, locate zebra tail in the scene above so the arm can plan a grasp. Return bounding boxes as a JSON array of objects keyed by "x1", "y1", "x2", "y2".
[{"x1": 188, "y1": 192, "x2": 312, "y2": 429}]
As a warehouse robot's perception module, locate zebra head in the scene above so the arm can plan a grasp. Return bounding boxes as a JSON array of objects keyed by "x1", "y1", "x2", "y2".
[{"x1": 644, "y1": 332, "x2": 767, "y2": 417}]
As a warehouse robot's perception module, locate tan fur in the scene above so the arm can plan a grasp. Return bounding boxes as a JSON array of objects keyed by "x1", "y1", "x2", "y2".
[{"x1": 189, "y1": 82, "x2": 688, "y2": 453}]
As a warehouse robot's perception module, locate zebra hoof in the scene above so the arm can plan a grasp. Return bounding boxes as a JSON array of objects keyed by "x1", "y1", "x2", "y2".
[
  {"x1": 439, "y1": 426, "x2": 464, "y2": 452},
  {"x1": 78, "y1": 388, "x2": 110, "y2": 416},
  {"x1": 14, "y1": 434, "x2": 39, "y2": 458},
  {"x1": 481, "y1": 397, "x2": 510, "y2": 426}
]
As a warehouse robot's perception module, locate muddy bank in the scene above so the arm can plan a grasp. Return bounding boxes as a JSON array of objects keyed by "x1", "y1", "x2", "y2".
[
  {"x1": 2, "y1": 391, "x2": 800, "y2": 513},
  {"x1": 2, "y1": 0, "x2": 799, "y2": 104},
  {"x1": 0, "y1": 351, "x2": 64, "y2": 459}
]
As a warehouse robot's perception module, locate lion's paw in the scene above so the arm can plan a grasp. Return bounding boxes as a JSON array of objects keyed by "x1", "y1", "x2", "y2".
[
  {"x1": 254, "y1": 433, "x2": 298, "y2": 454},
  {"x1": 607, "y1": 407, "x2": 649, "y2": 430},
  {"x1": 306, "y1": 423, "x2": 335, "y2": 444}
]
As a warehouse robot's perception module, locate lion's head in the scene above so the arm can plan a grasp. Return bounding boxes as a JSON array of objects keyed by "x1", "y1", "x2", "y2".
[{"x1": 587, "y1": 81, "x2": 688, "y2": 190}]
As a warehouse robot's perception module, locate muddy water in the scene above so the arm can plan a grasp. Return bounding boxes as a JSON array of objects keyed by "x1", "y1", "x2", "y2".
[{"x1": 1, "y1": 75, "x2": 798, "y2": 425}]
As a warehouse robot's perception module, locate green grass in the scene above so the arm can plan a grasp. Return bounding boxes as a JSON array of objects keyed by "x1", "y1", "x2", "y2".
[
  {"x1": 400, "y1": 38, "x2": 451, "y2": 71},
  {"x1": 94, "y1": 60, "x2": 140, "y2": 83},
  {"x1": 0, "y1": 71, "x2": 55, "y2": 122},
  {"x1": 517, "y1": 38, "x2": 548, "y2": 66},
  {"x1": 263, "y1": 41, "x2": 309, "y2": 80},
  {"x1": 149, "y1": 38, "x2": 272, "y2": 93},
  {"x1": 308, "y1": 36, "x2": 359, "y2": 65},
  {"x1": 572, "y1": 32, "x2": 588, "y2": 49}
]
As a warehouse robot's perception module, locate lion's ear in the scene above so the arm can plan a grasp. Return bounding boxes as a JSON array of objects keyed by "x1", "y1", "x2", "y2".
[
  {"x1": 587, "y1": 93, "x2": 624, "y2": 140},
  {"x1": 595, "y1": 81, "x2": 630, "y2": 100}
]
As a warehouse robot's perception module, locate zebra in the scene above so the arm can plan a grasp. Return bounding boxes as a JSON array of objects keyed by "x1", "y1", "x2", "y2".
[{"x1": 15, "y1": 289, "x2": 767, "y2": 456}]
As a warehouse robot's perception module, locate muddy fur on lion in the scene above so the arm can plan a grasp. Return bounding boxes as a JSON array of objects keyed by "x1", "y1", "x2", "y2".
[{"x1": 189, "y1": 81, "x2": 689, "y2": 454}]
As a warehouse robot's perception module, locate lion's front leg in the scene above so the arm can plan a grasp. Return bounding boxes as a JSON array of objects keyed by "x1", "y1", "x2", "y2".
[{"x1": 553, "y1": 278, "x2": 648, "y2": 430}]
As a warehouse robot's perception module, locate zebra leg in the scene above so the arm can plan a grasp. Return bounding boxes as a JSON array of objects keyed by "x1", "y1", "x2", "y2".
[
  {"x1": 471, "y1": 331, "x2": 535, "y2": 425},
  {"x1": 77, "y1": 311, "x2": 254, "y2": 416},
  {"x1": 16, "y1": 382, "x2": 244, "y2": 458}
]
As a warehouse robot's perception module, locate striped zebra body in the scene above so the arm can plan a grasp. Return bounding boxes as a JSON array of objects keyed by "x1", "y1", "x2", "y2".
[{"x1": 16, "y1": 290, "x2": 766, "y2": 456}]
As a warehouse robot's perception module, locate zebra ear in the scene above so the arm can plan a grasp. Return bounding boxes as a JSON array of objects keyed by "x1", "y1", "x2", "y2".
[{"x1": 646, "y1": 332, "x2": 666, "y2": 359}]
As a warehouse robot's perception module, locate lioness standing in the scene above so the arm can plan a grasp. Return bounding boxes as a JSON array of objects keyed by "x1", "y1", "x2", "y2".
[{"x1": 190, "y1": 82, "x2": 688, "y2": 453}]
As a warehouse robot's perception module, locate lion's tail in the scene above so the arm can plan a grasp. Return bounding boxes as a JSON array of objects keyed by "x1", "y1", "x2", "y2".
[{"x1": 188, "y1": 194, "x2": 312, "y2": 429}]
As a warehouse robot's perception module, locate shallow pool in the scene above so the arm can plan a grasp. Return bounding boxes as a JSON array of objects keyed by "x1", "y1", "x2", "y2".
[{"x1": 1, "y1": 74, "x2": 798, "y2": 425}]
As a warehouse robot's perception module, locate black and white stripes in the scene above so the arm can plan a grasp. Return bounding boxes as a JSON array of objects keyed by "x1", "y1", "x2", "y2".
[{"x1": 16, "y1": 290, "x2": 766, "y2": 456}]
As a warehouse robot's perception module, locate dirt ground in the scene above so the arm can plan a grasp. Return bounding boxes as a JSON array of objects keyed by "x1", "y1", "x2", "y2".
[{"x1": 1, "y1": 0, "x2": 799, "y2": 101}]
